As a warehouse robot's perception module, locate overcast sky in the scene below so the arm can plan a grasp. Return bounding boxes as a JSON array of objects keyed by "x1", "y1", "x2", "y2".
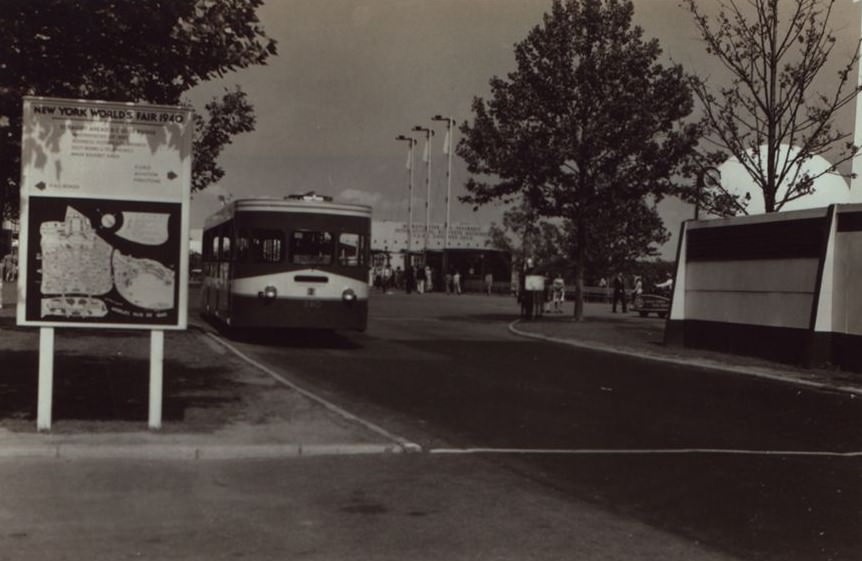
[{"x1": 186, "y1": 0, "x2": 862, "y2": 258}]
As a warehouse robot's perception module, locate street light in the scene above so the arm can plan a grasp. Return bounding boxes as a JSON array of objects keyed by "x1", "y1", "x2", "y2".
[
  {"x1": 412, "y1": 125, "x2": 434, "y2": 261},
  {"x1": 695, "y1": 166, "x2": 721, "y2": 220},
  {"x1": 395, "y1": 134, "x2": 417, "y2": 261},
  {"x1": 431, "y1": 115, "x2": 455, "y2": 274}
]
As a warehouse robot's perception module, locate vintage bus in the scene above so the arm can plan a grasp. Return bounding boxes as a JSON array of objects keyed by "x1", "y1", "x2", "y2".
[{"x1": 200, "y1": 193, "x2": 371, "y2": 331}]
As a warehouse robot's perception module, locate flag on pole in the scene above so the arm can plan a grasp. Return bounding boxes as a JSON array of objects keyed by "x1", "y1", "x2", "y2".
[
  {"x1": 422, "y1": 139, "x2": 429, "y2": 163},
  {"x1": 406, "y1": 148, "x2": 411, "y2": 170},
  {"x1": 442, "y1": 126, "x2": 451, "y2": 155}
]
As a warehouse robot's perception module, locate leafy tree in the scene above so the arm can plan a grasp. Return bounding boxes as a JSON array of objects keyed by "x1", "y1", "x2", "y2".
[
  {"x1": 458, "y1": 0, "x2": 700, "y2": 320},
  {"x1": 489, "y1": 195, "x2": 668, "y2": 283},
  {"x1": 486, "y1": 198, "x2": 566, "y2": 270},
  {"x1": 0, "y1": 0, "x2": 277, "y2": 219},
  {"x1": 684, "y1": 0, "x2": 861, "y2": 213},
  {"x1": 193, "y1": 87, "x2": 257, "y2": 192},
  {"x1": 570, "y1": 195, "x2": 669, "y2": 279}
]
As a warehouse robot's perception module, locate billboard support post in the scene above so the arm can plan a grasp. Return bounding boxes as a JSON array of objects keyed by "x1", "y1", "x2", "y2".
[
  {"x1": 37, "y1": 327, "x2": 54, "y2": 431},
  {"x1": 148, "y1": 330, "x2": 164, "y2": 430}
]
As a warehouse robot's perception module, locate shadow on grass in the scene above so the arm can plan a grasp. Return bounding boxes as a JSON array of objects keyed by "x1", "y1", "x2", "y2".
[{"x1": 0, "y1": 349, "x2": 242, "y2": 426}]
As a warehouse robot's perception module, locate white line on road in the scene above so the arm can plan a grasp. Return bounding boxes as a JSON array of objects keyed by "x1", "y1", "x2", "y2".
[
  {"x1": 430, "y1": 447, "x2": 862, "y2": 457},
  {"x1": 204, "y1": 332, "x2": 423, "y2": 454}
]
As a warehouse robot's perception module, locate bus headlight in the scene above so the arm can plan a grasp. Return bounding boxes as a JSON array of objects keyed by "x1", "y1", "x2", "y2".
[
  {"x1": 259, "y1": 286, "x2": 278, "y2": 300},
  {"x1": 342, "y1": 288, "x2": 356, "y2": 303}
]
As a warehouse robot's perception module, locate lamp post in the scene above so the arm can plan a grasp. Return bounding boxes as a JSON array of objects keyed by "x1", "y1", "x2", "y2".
[
  {"x1": 395, "y1": 134, "x2": 417, "y2": 263},
  {"x1": 412, "y1": 125, "x2": 434, "y2": 263},
  {"x1": 431, "y1": 115, "x2": 455, "y2": 276},
  {"x1": 695, "y1": 166, "x2": 721, "y2": 220}
]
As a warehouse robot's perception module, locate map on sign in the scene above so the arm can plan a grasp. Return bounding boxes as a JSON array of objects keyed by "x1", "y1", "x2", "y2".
[
  {"x1": 37, "y1": 206, "x2": 175, "y2": 319},
  {"x1": 112, "y1": 252, "x2": 174, "y2": 310},
  {"x1": 18, "y1": 96, "x2": 191, "y2": 328}
]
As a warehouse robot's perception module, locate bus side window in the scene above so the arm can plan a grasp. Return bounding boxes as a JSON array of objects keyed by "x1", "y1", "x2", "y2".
[
  {"x1": 211, "y1": 233, "x2": 221, "y2": 261},
  {"x1": 251, "y1": 230, "x2": 283, "y2": 263},
  {"x1": 236, "y1": 230, "x2": 250, "y2": 262},
  {"x1": 221, "y1": 234, "x2": 231, "y2": 261}
]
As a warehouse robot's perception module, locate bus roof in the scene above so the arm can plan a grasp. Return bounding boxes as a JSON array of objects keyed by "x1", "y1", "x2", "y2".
[{"x1": 204, "y1": 197, "x2": 373, "y2": 230}]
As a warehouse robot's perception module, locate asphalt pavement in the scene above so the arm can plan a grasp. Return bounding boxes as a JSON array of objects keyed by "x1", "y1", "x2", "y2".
[
  {"x1": 2, "y1": 283, "x2": 861, "y2": 560},
  {"x1": 1, "y1": 280, "x2": 860, "y2": 458}
]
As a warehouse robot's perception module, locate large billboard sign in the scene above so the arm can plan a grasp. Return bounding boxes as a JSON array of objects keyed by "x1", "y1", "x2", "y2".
[{"x1": 17, "y1": 97, "x2": 192, "y2": 329}]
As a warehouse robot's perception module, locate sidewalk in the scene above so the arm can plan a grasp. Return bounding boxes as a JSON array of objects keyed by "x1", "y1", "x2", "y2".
[
  {"x1": 511, "y1": 299, "x2": 862, "y2": 396},
  {"x1": 0, "y1": 281, "x2": 411, "y2": 459}
]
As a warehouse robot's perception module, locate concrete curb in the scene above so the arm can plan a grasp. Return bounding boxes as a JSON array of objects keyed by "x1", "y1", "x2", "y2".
[
  {"x1": 0, "y1": 441, "x2": 414, "y2": 461},
  {"x1": 508, "y1": 320, "x2": 862, "y2": 397}
]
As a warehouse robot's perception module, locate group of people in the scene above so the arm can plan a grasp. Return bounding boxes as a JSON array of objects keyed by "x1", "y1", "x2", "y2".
[
  {"x1": 518, "y1": 263, "x2": 567, "y2": 319},
  {"x1": 372, "y1": 264, "x2": 472, "y2": 295},
  {"x1": 402, "y1": 264, "x2": 438, "y2": 294},
  {"x1": 607, "y1": 271, "x2": 673, "y2": 313}
]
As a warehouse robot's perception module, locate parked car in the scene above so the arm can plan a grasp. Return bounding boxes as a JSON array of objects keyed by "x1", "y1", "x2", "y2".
[{"x1": 631, "y1": 292, "x2": 670, "y2": 318}]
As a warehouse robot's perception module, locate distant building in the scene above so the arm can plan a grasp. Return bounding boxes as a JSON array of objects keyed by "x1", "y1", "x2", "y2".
[{"x1": 371, "y1": 220, "x2": 510, "y2": 292}]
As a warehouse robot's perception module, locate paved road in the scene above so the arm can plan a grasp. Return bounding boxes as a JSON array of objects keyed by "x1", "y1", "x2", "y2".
[
  {"x1": 224, "y1": 291, "x2": 862, "y2": 561},
  {"x1": 1, "y1": 286, "x2": 859, "y2": 560},
  {"x1": 0, "y1": 455, "x2": 738, "y2": 561}
]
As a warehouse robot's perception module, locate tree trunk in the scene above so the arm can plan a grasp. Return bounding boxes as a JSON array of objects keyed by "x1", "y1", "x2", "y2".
[{"x1": 573, "y1": 217, "x2": 586, "y2": 321}]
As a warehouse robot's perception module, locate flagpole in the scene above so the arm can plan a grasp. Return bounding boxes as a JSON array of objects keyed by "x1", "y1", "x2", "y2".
[
  {"x1": 412, "y1": 126, "x2": 434, "y2": 264},
  {"x1": 432, "y1": 115, "x2": 455, "y2": 277},
  {"x1": 395, "y1": 134, "x2": 417, "y2": 259}
]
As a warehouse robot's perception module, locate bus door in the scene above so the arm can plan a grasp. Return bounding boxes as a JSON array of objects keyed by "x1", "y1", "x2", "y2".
[{"x1": 218, "y1": 229, "x2": 232, "y2": 319}]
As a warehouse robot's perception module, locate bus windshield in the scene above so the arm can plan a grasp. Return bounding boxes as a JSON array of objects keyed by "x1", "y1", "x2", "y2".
[{"x1": 290, "y1": 231, "x2": 333, "y2": 265}]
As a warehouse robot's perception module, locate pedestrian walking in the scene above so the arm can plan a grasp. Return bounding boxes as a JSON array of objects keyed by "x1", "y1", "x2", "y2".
[
  {"x1": 484, "y1": 272, "x2": 494, "y2": 295},
  {"x1": 453, "y1": 270, "x2": 462, "y2": 295},
  {"x1": 631, "y1": 275, "x2": 643, "y2": 308},
  {"x1": 405, "y1": 264, "x2": 416, "y2": 294},
  {"x1": 383, "y1": 264, "x2": 394, "y2": 293},
  {"x1": 416, "y1": 265, "x2": 426, "y2": 294},
  {"x1": 542, "y1": 272, "x2": 552, "y2": 314},
  {"x1": 612, "y1": 272, "x2": 627, "y2": 313},
  {"x1": 425, "y1": 266, "x2": 433, "y2": 292},
  {"x1": 655, "y1": 272, "x2": 673, "y2": 295},
  {"x1": 552, "y1": 273, "x2": 565, "y2": 313},
  {"x1": 598, "y1": 276, "x2": 609, "y2": 303},
  {"x1": 519, "y1": 259, "x2": 535, "y2": 319}
]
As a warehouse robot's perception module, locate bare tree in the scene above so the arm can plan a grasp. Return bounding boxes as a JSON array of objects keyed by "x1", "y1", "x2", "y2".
[{"x1": 684, "y1": 0, "x2": 862, "y2": 213}]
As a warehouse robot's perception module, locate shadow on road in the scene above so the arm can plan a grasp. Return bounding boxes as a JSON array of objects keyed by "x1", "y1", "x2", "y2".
[
  {"x1": 216, "y1": 325, "x2": 362, "y2": 350},
  {"x1": 438, "y1": 313, "x2": 520, "y2": 324}
]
